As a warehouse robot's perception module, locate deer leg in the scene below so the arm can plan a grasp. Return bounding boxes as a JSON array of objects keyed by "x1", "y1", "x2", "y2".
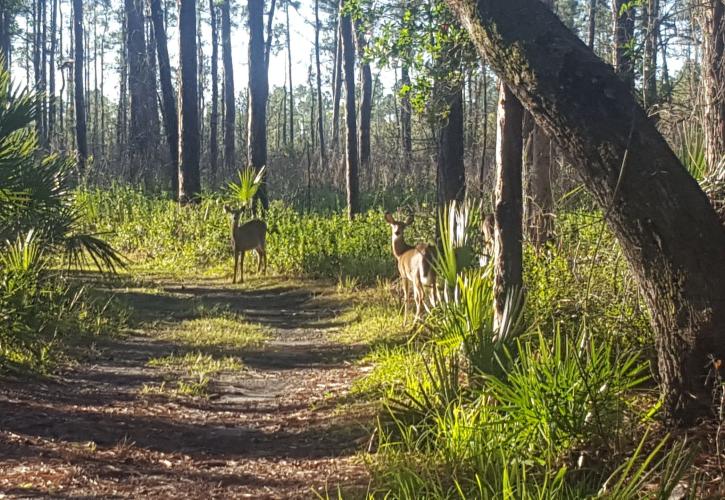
[
  {"x1": 413, "y1": 280, "x2": 422, "y2": 323},
  {"x1": 239, "y1": 251, "x2": 245, "y2": 284},
  {"x1": 233, "y1": 250, "x2": 239, "y2": 284},
  {"x1": 402, "y1": 277, "x2": 410, "y2": 325},
  {"x1": 256, "y1": 248, "x2": 264, "y2": 273}
]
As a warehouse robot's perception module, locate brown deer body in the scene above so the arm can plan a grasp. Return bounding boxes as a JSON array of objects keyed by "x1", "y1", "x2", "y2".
[
  {"x1": 224, "y1": 206, "x2": 267, "y2": 284},
  {"x1": 384, "y1": 212, "x2": 436, "y2": 324}
]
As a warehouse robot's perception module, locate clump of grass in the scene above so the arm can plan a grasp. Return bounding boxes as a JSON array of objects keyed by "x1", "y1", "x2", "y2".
[
  {"x1": 159, "y1": 316, "x2": 268, "y2": 351},
  {"x1": 351, "y1": 345, "x2": 425, "y2": 398},
  {"x1": 144, "y1": 351, "x2": 244, "y2": 398}
]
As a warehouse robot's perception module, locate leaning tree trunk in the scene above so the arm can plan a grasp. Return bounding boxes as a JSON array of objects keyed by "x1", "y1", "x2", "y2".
[
  {"x1": 340, "y1": 0, "x2": 359, "y2": 219},
  {"x1": 437, "y1": 85, "x2": 466, "y2": 206},
  {"x1": 704, "y1": 0, "x2": 725, "y2": 175},
  {"x1": 150, "y1": 0, "x2": 179, "y2": 196},
  {"x1": 178, "y1": 0, "x2": 201, "y2": 204},
  {"x1": 247, "y1": 0, "x2": 269, "y2": 209},
  {"x1": 72, "y1": 0, "x2": 87, "y2": 174},
  {"x1": 222, "y1": 0, "x2": 235, "y2": 174},
  {"x1": 447, "y1": 0, "x2": 725, "y2": 424},
  {"x1": 493, "y1": 82, "x2": 523, "y2": 331},
  {"x1": 209, "y1": 0, "x2": 219, "y2": 181},
  {"x1": 612, "y1": 0, "x2": 635, "y2": 88}
]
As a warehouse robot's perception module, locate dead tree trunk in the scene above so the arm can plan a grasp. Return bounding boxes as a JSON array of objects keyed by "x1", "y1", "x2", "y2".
[
  {"x1": 447, "y1": 0, "x2": 725, "y2": 424},
  {"x1": 493, "y1": 82, "x2": 523, "y2": 330},
  {"x1": 150, "y1": 0, "x2": 179, "y2": 195},
  {"x1": 247, "y1": 0, "x2": 269, "y2": 208},
  {"x1": 178, "y1": 0, "x2": 201, "y2": 203},
  {"x1": 72, "y1": 0, "x2": 87, "y2": 174},
  {"x1": 340, "y1": 0, "x2": 359, "y2": 219}
]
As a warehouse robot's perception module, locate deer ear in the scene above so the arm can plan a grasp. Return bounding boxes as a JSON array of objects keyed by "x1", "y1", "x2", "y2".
[
  {"x1": 404, "y1": 214, "x2": 414, "y2": 226},
  {"x1": 384, "y1": 212, "x2": 395, "y2": 224}
]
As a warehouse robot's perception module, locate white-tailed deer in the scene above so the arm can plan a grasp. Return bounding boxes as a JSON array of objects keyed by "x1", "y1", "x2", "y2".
[
  {"x1": 384, "y1": 212, "x2": 436, "y2": 324},
  {"x1": 223, "y1": 205, "x2": 267, "y2": 284}
]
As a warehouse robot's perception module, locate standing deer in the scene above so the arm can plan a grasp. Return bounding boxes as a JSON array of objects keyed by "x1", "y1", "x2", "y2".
[
  {"x1": 384, "y1": 212, "x2": 436, "y2": 324},
  {"x1": 223, "y1": 205, "x2": 267, "y2": 284}
]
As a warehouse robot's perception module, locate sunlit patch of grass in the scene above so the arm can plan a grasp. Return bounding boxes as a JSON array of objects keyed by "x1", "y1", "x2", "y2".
[
  {"x1": 160, "y1": 316, "x2": 268, "y2": 350},
  {"x1": 143, "y1": 352, "x2": 244, "y2": 398},
  {"x1": 351, "y1": 345, "x2": 425, "y2": 398},
  {"x1": 148, "y1": 351, "x2": 243, "y2": 372}
]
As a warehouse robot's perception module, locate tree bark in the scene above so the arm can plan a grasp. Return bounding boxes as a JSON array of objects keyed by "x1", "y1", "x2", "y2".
[
  {"x1": 150, "y1": 0, "x2": 179, "y2": 195},
  {"x1": 447, "y1": 0, "x2": 725, "y2": 424},
  {"x1": 340, "y1": 0, "x2": 359, "y2": 219},
  {"x1": 264, "y1": 0, "x2": 277, "y2": 71},
  {"x1": 587, "y1": 0, "x2": 596, "y2": 49},
  {"x1": 493, "y1": 82, "x2": 523, "y2": 331},
  {"x1": 356, "y1": 20, "x2": 372, "y2": 178},
  {"x1": 209, "y1": 0, "x2": 219, "y2": 180},
  {"x1": 178, "y1": 0, "x2": 201, "y2": 203},
  {"x1": 314, "y1": 0, "x2": 326, "y2": 166},
  {"x1": 437, "y1": 85, "x2": 466, "y2": 206},
  {"x1": 222, "y1": 0, "x2": 236, "y2": 173},
  {"x1": 72, "y1": 0, "x2": 87, "y2": 174},
  {"x1": 612, "y1": 0, "x2": 635, "y2": 88},
  {"x1": 125, "y1": 0, "x2": 153, "y2": 179},
  {"x1": 285, "y1": 1, "x2": 294, "y2": 147},
  {"x1": 0, "y1": 8, "x2": 11, "y2": 70},
  {"x1": 331, "y1": 16, "x2": 342, "y2": 151},
  {"x1": 48, "y1": 0, "x2": 57, "y2": 143},
  {"x1": 642, "y1": 0, "x2": 659, "y2": 113},
  {"x1": 704, "y1": 0, "x2": 725, "y2": 175},
  {"x1": 247, "y1": 0, "x2": 269, "y2": 209}
]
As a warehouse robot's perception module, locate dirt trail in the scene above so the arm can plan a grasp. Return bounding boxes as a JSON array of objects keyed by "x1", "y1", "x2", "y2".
[{"x1": 0, "y1": 277, "x2": 372, "y2": 498}]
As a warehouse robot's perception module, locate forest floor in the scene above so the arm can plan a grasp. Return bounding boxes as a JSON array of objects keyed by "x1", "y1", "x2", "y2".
[{"x1": 0, "y1": 273, "x2": 375, "y2": 498}]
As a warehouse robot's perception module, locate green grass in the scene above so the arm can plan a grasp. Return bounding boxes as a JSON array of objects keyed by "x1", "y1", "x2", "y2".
[
  {"x1": 144, "y1": 351, "x2": 244, "y2": 397},
  {"x1": 158, "y1": 316, "x2": 268, "y2": 351}
]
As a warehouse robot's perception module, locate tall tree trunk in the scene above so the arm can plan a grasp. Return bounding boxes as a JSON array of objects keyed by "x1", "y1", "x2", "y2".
[
  {"x1": 178, "y1": 0, "x2": 201, "y2": 203},
  {"x1": 331, "y1": 16, "x2": 342, "y2": 151},
  {"x1": 587, "y1": 0, "x2": 596, "y2": 49},
  {"x1": 356, "y1": 20, "x2": 372, "y2": 179},
  {"x1": 150, "y1": 0, "x2": 179, "y2": 195},
  {"x1": 314, "y1": 0, "x2": 326, "y2": 166},
  {"x1": 401, "y1": 62, "x2": 412, "y2": 171},
  {"x1": 285, "y1": 1, "x2": 294, "y2": 147},
  {"x1": 448, "y1": 0, "x2": 725, "y2": 424},
  {"x1": 612, "y1": 0, "x2": 635, "y2": 88},
  {"x1": 479, "y1": 64, "x2": 488, "y2": 192},
  {"x1": 264, "y1": 0, "x2": 277, "y2": 71},
  {"x1": 48, "y1": 0, "x2": 57, "y2": 143},
  {"x1": 125, "y1": 0, "x2": 152, "y2": 180},
  {"x1": 117, "y1": 11, "x2": 127, "y2": 165},
  {"x1": 493, "y1": 82, "x2": 523, "y2": 330},
  {"x1": 0, "y1": 8, "x2": 11, "y2": 70},
  {"x1": 72, "y1": 0, "x2": 87, "y2": 174},
  {"x1": 209, "y1": 0, "x2": 219, "y2": 181},
  {"x1": 340, "y1": 0, "x2": 359, "y2": 219},
  {"x1": 524, "y1": 0, "x2": 555, "y2": 248},
  {"x1": 247, "y1": 0, "x2": 269, "y2": 208},
  {"x1": 704, "y1": 0, "x2": 725, "y2": 175},
  {"x1": 222, "y1": 0, "x2": 235, "y2": 173},
  {"x1": 437, "y1": 85, "x2": 466, "y2": 205},
  {"x1": 642, "y1": 0, "x2": 659, "y2": 113}
]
